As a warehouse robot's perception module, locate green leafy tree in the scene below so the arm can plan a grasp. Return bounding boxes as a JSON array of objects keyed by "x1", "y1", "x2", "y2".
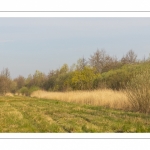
[
  {"x1": 59, "y1": 64, "x2": 69, "y2": 74},
  {"x1": 33, "y1": 70, "x2": 46, "y2": 87},
  {"x1": 71, "y1": 67, "x2": 97, "y2": 90},
  {"x1": 25, "y1": 70, "x2": 46, "y2": 89}
]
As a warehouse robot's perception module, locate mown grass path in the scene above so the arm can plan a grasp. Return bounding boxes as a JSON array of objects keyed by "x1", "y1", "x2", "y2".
[{"x1": 0, "y1": 96, "x2": 150, "y2": 132}]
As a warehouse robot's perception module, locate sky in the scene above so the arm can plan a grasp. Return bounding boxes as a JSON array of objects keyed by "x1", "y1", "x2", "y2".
[{"x1": 0, "y1": 17, "x2": 150, "y2": 78}]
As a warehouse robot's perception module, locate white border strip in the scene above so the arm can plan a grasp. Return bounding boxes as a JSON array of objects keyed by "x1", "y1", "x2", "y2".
[
  {"x1": 0, "y1": 133, "x2": 150, "y2": 139},
  {"x1": 0, "y1": 12, "x2": 150, "y2": 17},
  {"x1": 0, "y1": 0, "x2": 150, "y2": 12}
]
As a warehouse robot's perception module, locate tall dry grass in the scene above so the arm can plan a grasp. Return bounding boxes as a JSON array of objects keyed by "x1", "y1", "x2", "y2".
[
  {"x1": 31, "y1": 89, "x2": 131, "y2": 111},
  {"x1": 5, "y1": 93, "x2": 14, "y2": 97},
  {"x1": 125, "y1": 69, "x2": 150, "y2": 113}
]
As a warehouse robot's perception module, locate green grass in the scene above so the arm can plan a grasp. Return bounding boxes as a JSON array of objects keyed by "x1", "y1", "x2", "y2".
[{"x1": 1, "y1": 96, "x2": 150, "y2": 132}]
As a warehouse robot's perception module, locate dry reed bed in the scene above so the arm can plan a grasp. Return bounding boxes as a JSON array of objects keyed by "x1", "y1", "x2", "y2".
[
  {"x1": 5, "y1": 93, "x2": 14, "y2": 97},
  {"x1": 31, "y1": 89, "x2": 131, "y2": 111}
]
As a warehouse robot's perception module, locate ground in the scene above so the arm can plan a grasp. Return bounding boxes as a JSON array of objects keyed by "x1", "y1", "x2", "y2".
[{"x1": 0, "y1": 96, "x2": 150, "y2": 133}]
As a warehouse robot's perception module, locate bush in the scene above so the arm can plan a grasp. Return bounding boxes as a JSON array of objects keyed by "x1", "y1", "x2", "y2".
[
  {"x1": 29, "y1": 86, "x2": 40, "y2": 95},
  {"x1": 19, "y1": 87, "x2": 29, "y2": 96},
  {"x1": 70, "y1": 67, "x2": 97, "y2": 90},
  {"x1": 19, "y1": 86, "x2": 40, "y2": 96},
  {"x1": 100, "y1": 65, "x2": 135, "y2": 90},
  {"x1": 125, "y1": 67, "x2": 150, "y2": 113}
]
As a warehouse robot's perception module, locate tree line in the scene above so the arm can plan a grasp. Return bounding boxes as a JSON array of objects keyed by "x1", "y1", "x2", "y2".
[{"x1": 0, "y1": 49, "x2": 150, "y2": 95}]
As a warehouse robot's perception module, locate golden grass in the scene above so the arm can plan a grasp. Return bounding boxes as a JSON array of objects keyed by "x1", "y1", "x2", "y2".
[
  {"x1": 5, "y1": 93, "x2": 14, "y2": 97},
  {"x1": 31, "y1": 89, "x2": 131, "y2": 111}
]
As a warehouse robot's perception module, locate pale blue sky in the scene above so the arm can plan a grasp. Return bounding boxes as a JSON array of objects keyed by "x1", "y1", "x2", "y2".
[{"x1": 0, "y1": 18, "x2": 150, "y2": 78}]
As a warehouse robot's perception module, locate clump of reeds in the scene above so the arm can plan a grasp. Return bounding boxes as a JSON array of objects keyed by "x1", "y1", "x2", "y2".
[
  {"x1": 5, "y1": 93, "x2": 14, "y2": 97},
  {"x1": 31, "y1": 89, "x2": 130, "y2": 110},
  {"x1": 125, "y1": 69, "x2": 150, "y2": 113}
]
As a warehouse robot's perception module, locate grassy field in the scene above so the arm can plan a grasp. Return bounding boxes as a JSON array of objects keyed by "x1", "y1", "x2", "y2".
[{"x1": 1, "y1": 95, "x2": 150, "y2": 132}]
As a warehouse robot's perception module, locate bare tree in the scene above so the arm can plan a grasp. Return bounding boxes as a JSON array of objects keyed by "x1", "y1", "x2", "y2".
[
  {"x1": 76, "y1": 57, "x2": 88, "y2": 71},
  {"x1": 1, "y1": 68, "x2": 10, "y2": 78},
  {"x1": 121, "y1": 50, "x2": 137, "y2": 64},
  {"x1": 89, "y1": 49, "x2": 106, "y2": 73},
  {"x1": 0, "y1": 68, "x2": 11, "y2": 94},
  {"x1": 89, "y1": 49, "x2": 119, "y2": 73},
  {"x1": 102, "y1": 55, "x2": 119, "y2": 72},
  {"x1": 14, "y1": 75, "x2": 25, "y2": 90}
]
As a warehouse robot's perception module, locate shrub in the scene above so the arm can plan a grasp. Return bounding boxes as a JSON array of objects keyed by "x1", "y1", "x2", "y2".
[
  {"x1": 70, "y1": 67, "x2": 97, "y2": 90},
  {"x1": 100, "y1": 65, "x2": 134, "y2": 90},
  {"x1": 19, "y1": 87, "x2": 29, "y2": 96},
  {"x1": 19, "y1": 86, "x2": 40, "y2": 96},
  {"x1": 29, "y1": 86, "x2": 40, "y2": 95},
  {"x1": 125, "y1": 67, "x2": 150, "y2": 113}
]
